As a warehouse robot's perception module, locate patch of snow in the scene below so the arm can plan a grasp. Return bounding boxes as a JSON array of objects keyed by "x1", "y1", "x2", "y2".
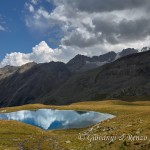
[
  {"x1": 115, "y1": 53, "x2": 121, "y2": 60},
  {"x1": 86, "y1": 61, "x2": 108, "y2": 67}
]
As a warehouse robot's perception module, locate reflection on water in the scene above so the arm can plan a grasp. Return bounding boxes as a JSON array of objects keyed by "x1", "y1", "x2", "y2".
[{"x1": 0, "y1": 109, "x2": 114, "y2": 130}]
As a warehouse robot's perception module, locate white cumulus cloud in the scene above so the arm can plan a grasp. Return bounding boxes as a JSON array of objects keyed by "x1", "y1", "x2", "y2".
[{"x1": 0, "y1": 41, "x2": 61, "y2": 68}]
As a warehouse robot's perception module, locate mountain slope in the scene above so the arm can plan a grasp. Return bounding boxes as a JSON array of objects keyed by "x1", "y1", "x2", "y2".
[
  {"x1": 0, "y1": 62, "x2": 71, "y2": 107},
  {"x1": 0, "y1": 49, "x2": 148, "y2": 107},
  {"x1": 47, "y1": 50, "x2": 150, "y2": 104}
]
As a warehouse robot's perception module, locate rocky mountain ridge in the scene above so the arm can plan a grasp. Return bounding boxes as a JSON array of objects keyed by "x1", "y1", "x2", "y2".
[{"x1": 0, "y1": 48, "x2": 149, "y2": 107}]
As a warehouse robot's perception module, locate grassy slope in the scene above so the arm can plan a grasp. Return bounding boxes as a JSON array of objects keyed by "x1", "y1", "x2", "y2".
[{"x1": 0, "y1": 100, "x2": 149, "y2": 150}]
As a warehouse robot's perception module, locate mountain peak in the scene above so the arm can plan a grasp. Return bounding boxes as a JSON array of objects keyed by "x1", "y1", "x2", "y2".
[
  {"x1": 119, "y1": 48, "x2": 138, "y2": 57},
  {"x1": 0, "y1": 65, "x2": 18, "y2": 79},
  {"x1": 18, "y1": 62, "x2": 37, "y2": 73},
  {"x1": 141, "y1": 47, "x2": 150, "y2": 52},
  {"x1": 67, "y1": 48, "x2": 139, "y2": 72}
]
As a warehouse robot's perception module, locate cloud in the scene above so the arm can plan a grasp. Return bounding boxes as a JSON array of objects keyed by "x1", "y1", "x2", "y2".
[
  {"x1": 91, "y1": 16, "x2": 150, "y2": 44},
  {"x1": 1, "y1": 0, "x2": 150, "y2": 67},
  {"x1": 0, "y1": 41, "x2": 61, "y2": 68},
  {"x1": 59, "y1": 0, "x2": 150, "y2": 13},
  {"x1": 31, "y1": 0, "x2": 38, "y2": 5},
  {"x1": 0, "y1": 25, "x2": 5, "y2": 31},
  {"x1": 62, "y1": 28, "x2": 99, "y2": 48},
  {"x1": 25, "y1": 3, "x2": 35, "y2": 13},
  {"x1": 41, "y1": 1, "x2": 150, "y2": 46},
  {"x1": 0, "y1": 15, "x2": 6, "y2": 32}
]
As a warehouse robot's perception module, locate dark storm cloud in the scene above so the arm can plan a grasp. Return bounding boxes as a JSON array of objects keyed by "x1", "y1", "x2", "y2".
[
  {"x1": 62, "y1": 31, "x2": 99, "y2": 48},
  {"x1": 63, "y1": 16, "x2": 150, "y2": 47},
  {"x1": 92, "y1": 17, "x2": 150, "y2": 44},
  {"x1": 119, "y1": 18, "x2": 150, "y2": 41},
  {"x1": 55, "y1": 0, "x2": 150, "y2": 48},
  {"x1": 65, "y1": 0, "x2": 149, "y2": 13},
  {"x1": 31, "y1": 0, "x2": 150, "y2": 49}
]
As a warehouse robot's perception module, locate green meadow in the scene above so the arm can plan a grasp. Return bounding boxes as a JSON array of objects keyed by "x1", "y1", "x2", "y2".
[{"x1": 0, "y1": 100, "x2": 149, "y2": 150}]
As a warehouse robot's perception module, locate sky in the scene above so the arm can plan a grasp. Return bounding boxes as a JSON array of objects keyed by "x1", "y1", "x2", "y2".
[{"x1": 0, "y1": 0, "x2": 150, "y2": 67}]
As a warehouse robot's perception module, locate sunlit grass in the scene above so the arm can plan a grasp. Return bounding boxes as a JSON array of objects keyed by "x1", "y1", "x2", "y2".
[{"x1": 0, "y1": 100, "x2": 149, "y2": 150}]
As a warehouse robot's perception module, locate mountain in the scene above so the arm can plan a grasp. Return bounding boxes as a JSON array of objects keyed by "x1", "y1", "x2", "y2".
[
  {"x1": 67, "y1": 52, "x2": 116, "y2": 72},
  {"x1": 0, "y1": 62, "x2": 37, "y2": 79},
  {"x1": 141, "y1": 47, "x2": 150, "y2": 52},
  {"x1": 46, "y1": 50, "x2": 150, "y2": 105},
  {"x1": 0, "y1": 62, "x2": 71, "y2": 107},
  {"x1": 119, "y1": 48, "x2": 138, "y2": 57},
  {"x1": 0, "y1": 48, "x2": 149, "y2": 107},
  {"x1": 18, "y1": 62, "x2": 37, "y2": 73},
  {"x1": 0, "y1": 65, "x2": 18, "y2": 79},
  {"x1": 66, "y1": 54, "x2": 91, "y2": 72},
  {"x1": 67, "y1": 48, "x2": 138, "y2": 72}
]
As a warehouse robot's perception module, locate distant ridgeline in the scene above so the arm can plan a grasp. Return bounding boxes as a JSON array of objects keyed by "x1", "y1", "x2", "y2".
[{"x1": 0, "y1": 48, "x2": 150, "y2": 107}]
